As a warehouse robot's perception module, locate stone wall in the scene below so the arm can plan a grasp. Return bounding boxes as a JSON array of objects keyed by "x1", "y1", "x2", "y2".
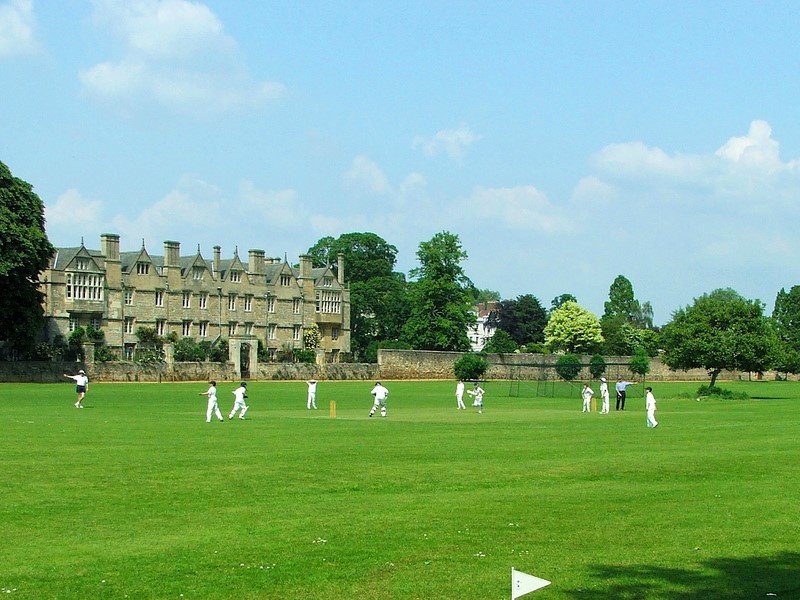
[
  {"x1": 0, "y1": 360, "x2": 378, "y2": 383},
  {"x1": 377, "y1": 349, "x2": 751, "y2": 382},
  {"x1": 0, "y1": 350, "x2": 782, "y2": 383}
]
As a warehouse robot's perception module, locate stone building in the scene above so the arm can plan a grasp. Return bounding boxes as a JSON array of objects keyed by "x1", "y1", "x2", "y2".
[{"x1": 38, "y1": 234, "x2": 350, "y2": 367}]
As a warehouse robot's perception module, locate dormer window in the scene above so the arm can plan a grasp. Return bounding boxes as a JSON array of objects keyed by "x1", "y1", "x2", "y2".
[
  {"x1": 280, "y1": 274, "x2": 291, "y2": 286},
  {"x1": 192, "y1": 267, "x2": 204, "y2": 280},
  {"x1": 230, "y1": 271, "x2": 241, "y2": 283},
  {"x1": 75, "y1": 258, "x2": 89, "y2": 270},
  {"x1": 136, "y1": 262, "x2": 150, "y2": 275},
  {"x1": 323, "y1": 276, "x2": 333, "y2": 287}
]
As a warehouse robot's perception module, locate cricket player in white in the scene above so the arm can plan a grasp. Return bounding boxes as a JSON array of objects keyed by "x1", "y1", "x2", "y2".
[
  {"x1": 467, "y1": 383, "x2": 484, "y2": 414},
  {"x1": 199, "y1": 380, "x2": 224, "y2": 423},
  {"x1": 599, "y1": 377, "x2": 610, "y2": 414},
  {"x1": 646, "y1": 386, "x2": 658, "y2": 428},
  {"x1": 581, "y1": 383, "x2": 594, "y2": 413},
  {"x1": 64, "y1": 369, "x2": 89, "y2": 408},
  {"x1": 307, "y1": 379, "x2": 318, "y2": 410},
  {"x1": 455, "y1": 379, "x2": 466, "y2": 410},
  {"x1": 229, "y1": 382, "x2": 249, "y2": 420},
  {"x1": 368, "y1": 381, "x2": 389, "y2": 417}
]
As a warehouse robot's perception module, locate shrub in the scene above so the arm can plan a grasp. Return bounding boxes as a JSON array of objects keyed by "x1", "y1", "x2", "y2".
[
  {"x1": 555, "y1": 353, "x2": 581, "y2": 381},
  {"x1": 454, "y1": 353, "x2": 489, "y2": 381},
  {"x1": 629, "y1": 348, "x2": 651, "y2": 377},
  {"x1": 696, "y1": 385, "x2": 749, "y2": 400},
  {"x1": 589, "y1": 354, "x2": 606, "y2": 379},
  {"x1": 294, "y1": 349, "x2": 316, "y2": 364}
]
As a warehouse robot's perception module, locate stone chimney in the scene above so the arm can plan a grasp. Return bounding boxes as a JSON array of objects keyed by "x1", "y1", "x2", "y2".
[
  {"x1": 299, "y1": 254, "x2": 312, "y2": 279},
  {"x1": 248, "y1": 249, "x2": 265, "y2": 274},
  {"x1": 100, "y1": 233, "x2": 120, "y2": 261},
  {"x1": 164, "y1": 240, "x2": 180, "y2": 267},
  {"x1": 213, "y1": 245, "x2": 221, "y2": 275},
  {"x1": 337, "y1": 252, "x2": 345, "y2": 285}
]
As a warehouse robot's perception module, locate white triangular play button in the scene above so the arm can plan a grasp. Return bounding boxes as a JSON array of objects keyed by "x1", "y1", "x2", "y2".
[{"x1": 511, "y1": 568, "x2": 551, "y2": 598}]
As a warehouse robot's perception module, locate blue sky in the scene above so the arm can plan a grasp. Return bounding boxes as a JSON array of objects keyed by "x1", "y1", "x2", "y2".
[{"x1": 2, "y1": 0, "x2": 800, "y2": 325}]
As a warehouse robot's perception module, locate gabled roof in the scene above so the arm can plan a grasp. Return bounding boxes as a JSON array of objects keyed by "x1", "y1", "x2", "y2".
[{"x1": 51, "y1": 246, "x2": 104, "y2": 270}]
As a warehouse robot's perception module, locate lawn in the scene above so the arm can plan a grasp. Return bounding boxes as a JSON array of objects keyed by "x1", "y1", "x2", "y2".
[{"x1": 1, "y1": 379, "x2": 798, "y2": 599}]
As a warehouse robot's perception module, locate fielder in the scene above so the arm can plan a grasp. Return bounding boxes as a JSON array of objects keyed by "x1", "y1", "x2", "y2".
[
  {"x1": 307, "y1": 378, "x2": 318, "y2": 410},
  {"x1": 467, "y1": 383, "x2": 485, "y2": 414},
  {"x1": 229, "y1": 381, "x2": 249, "y2": 420},
  {"x1": 581, "y1": 383, "x2": 595, "y2": 413},
  {"x1": 199, "y1": 380, "x2": 224, "y2": 423},
  {"x1": 646, "y1": 386, "x2": 658, "y2": 428},
  {"x1": 599, "y1": 377, "x2": 610, "y2": 414},
  {"x1": 64, "y1": 369, "x2": 89, "y2": 408},
  {"x1": 455, "y1": 379, "x2": 466, "y2": 410},
  {"x1": 368, "y1": 381, "x2": 389, "y2": 417}
]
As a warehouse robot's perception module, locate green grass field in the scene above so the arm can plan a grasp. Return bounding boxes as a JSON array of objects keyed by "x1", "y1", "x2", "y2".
[{"x1": 2, "y1": 379, "x2": 798, "y2": 599}]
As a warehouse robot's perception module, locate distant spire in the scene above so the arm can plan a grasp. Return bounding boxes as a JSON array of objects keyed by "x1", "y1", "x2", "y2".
[
  {"x1": 141, "y1": 238, "x2": 146, "y2": 249},
  {"x1": 80, "y1": 236, "x2": 85, "y2": 247},
  {"x1": 284, "y1": 252, "x2": 288, "y2": 262},
  {"x1": 197, "y1": 244, "x2": 201, "y2": 253}
]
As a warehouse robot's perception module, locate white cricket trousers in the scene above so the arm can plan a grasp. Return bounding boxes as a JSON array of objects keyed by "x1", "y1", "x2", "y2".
[{"x1": 207, "y1": 398, "x2": 223, "y2": 422}]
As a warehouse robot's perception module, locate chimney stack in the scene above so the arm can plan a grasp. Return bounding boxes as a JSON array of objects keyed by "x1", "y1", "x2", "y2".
[
  {"x1": 213, "y1": 245, "x2": 221, "y2": 275},
  {"x1": 249, "y1": 249, "x2": 265, "y2": 274},
  {"x1": 164, "y1": 240, "x2": 180, "y2": 267}
]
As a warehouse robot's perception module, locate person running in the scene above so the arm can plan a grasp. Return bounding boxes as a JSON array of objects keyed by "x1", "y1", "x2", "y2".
[
  {"x1": 200, "y1": 380, "x2": 224, "y2": 423},
  {"x1": 229, "y1": 381, "x2": 249, "y2": 420},
  {"x1": 368, "y1": 381, "x2": 389, "y2": 417},
  {"x1": 467, "y1": 383, "x2": 485, "y2": 414},
  {"x1": 64, "y1": 369, "x2": 89, "y2": 408}
]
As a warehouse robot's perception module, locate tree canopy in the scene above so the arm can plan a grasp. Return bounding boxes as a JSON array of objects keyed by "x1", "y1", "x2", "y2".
[
  {"x1": 771, "y1": 286, "x2": 800, "y2": 374},
  {"x1": 307, "y1": 232, "x2": 397, "y2": 282},
  {"x1": 307, "y1": 232, "x2": 407, "y2": 360},
  {"x1": 402, "y1": 231, "x2": 474, "y2": 351},
  {"x1": 661, "y1": 288, "x2": 777, "y2": 387},
  {"x1": 544, "y1": 301, "x2": 604, "y2": 354},
  {"x1": 0, "y1": 161, "x2": 55, "y2": 355},
  {"x1": 494, "y1": 294, "x2": 547, "y2": 346},
  {"x1": 551, "y1": 293, "x2": 577, "y2": 312}
]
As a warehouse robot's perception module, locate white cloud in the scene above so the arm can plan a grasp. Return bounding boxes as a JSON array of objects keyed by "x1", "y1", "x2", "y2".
[
  {"x1": 45, "y1": 189, "x2": 106, "y2": 244},
  {"x1": 715, "y1": 119, "x2": 784, "y2": 170},
  {"x1": 412, "y1": 124, "x2": 480, "y2": 161},
  {"x1": 0, "y1": 0, "x2": 39, "y2": 58},
  {"x1": 344, "y1": 155, "x2": 391, "y2": 195},
  {"x1": 466, "y1": 185, "x2": 570, "y2": 233},
  {"x1": 239, "y1": 180, "x2": 304, "y2": 228},
  {"x1": 111, "y1": 181, "x2": 225, "y2": 244},
  {"x1": 80, "y1": 0, "x2": 285, "y2": 115}
]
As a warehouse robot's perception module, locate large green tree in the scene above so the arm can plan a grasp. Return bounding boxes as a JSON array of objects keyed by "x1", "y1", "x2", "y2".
[
  {"x1": 494, "y1": 294, "x2": 547, "y2": 345},
  {"x1": 771, "y1": 286, "x2": 800, "y2": 374},
  {"x1": 661, "y1": 288, "x2": 777, "y2": 387},
  {"x1": 0, "y1": 161, "x2": 55, "y2": 355},
  {"x1": 602, "y1": 275, "x2": 657, "y2": 354},
  {"x1": 402, "y1": 231, "x2": 474, "y2": 351},
  {"x1": 544, "y1": 301, "x2": 604, "y2": 354},
  {"x1": 603, "y1": 275, "x2": 641, "y2": 322},
  {"x1": 307, "y1": 232, "x2": 408, "y2": 360}
]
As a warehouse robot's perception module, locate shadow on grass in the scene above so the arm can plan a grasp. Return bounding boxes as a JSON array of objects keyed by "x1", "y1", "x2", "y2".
[{"x1": 565, "y1": 551, "x2": 799, "y2": 599}]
